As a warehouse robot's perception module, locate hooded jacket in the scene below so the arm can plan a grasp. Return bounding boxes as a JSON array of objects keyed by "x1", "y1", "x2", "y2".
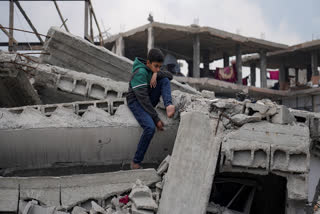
[{"x1": 126, "y1": 57, "x2": 173, "y2": 124}]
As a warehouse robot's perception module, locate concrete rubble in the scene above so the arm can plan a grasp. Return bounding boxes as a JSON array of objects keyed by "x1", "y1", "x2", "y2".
[{"x1": 0, "y1": 26, "x2": 320, "y2": 214}]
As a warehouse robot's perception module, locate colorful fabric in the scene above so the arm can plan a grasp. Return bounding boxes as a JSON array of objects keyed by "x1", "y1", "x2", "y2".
[
  {"x1": 269, "y1": 70, "x2": 279, "y2": 80},
  {"x1": 214, "y1": 64, "x2": 237, "y2": 83}
]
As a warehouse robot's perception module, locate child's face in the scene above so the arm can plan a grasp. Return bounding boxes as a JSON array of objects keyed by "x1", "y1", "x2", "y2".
[{"x1": 147, "y1": 60, "x2": 162, "y2": 73}]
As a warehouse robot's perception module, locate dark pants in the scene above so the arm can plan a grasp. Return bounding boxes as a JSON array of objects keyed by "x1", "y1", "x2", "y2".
[{"x1": 128, "y1": 78, "x2": 172, "y2": 164}]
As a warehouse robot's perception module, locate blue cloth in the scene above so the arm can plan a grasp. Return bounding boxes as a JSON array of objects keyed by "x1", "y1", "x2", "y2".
[{"x1": 128, "y1": 78, "x2": 172, "y2": 163}]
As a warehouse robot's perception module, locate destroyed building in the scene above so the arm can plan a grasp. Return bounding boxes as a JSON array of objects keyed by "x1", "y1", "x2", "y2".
[{"x1": 1, "y1": 3, "x2": 320, "y2": 213}]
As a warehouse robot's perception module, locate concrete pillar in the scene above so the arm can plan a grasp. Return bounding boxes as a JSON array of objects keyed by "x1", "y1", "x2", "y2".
[
  {"x1": 279, "y1": 64, "x2": 289, "y2": 90},
  {"x1": 311, "y1": 51, "x2": 319, "y2": 85},
  {"x1": 147, "y1": 26, "x2": 154, "y2": 52},
  {"x1": 295, "y1": 68, "x2": 299, "y2": 85},
  {"x1": 260, "y1": 50, "x2": 267, "y2": 88},
  {"x1": 223, "y1": 53, "x2": 229, "y2": 67},
  {"x1": 203, "y1": 50, "x2": 210, "y2": 77},
  {"x1": 9, "y1": 0, "x2": 14, "y2": 52},
  {"x1": 187, "y1": 60, "x2": 193, "y2": 77},
  {"x1": 307, "y1": 64, "x2": 312, "y2": 82},
  {"x1": 115, "y1": 36, "x2": 125, "y2": 56},
  {"x1": 193, "y1": 34, "x2": 200, "y2": 78},
  {"x1": 235, "y1": 44, "x2": 242, "y2": 85},
  {"x1": 250, "y1": 63, "x2": 256, "y2": 86}
]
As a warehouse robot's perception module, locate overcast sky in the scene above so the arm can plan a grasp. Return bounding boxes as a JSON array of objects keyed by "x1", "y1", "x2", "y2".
[
  {"x1": 0, "y1": 0, "x2": 319, "y2": 84},
  {"x1": 0, "y1": 0, "x2": 319, "y2": 45}
]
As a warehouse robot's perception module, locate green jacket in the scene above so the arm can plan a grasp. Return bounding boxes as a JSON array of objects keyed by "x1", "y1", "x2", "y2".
[{"x1": 126, "y1": 57, "x2": 173, "y2": 124}]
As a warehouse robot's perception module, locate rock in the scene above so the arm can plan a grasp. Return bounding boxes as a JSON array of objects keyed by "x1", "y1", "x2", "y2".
[
  {"x1": 72, "y1": 206, "x2": 88, "y2": 214},
  {"x1": 201, "y1": 90, "x2": 215, "y2": 99},
  {"x1": 91, "y1": 201, "x2": 107, "y2": 214},
  {"x1": 246, "y1": 102, "x2": 269, "y2": 114},
  {"x1": 230, "y1": 114, "x2": 261, "y2": 126},
  {"x1": 157, "y1": 155, "x2": 171, "y2": 175},
  {"x1": 131, "y1": 204, "x2": 154, "y2": 214},
  {"x1": 271, "y1": 105, "x2": 296, "y2": 124},
  {"x1": 129, "y1": 180, "x2": 158, "y2": 211}
]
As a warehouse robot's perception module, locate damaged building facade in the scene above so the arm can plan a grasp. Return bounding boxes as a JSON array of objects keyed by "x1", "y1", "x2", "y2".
[{"x1": 0, "y1": 12, "x2": 320, "y2": 214}]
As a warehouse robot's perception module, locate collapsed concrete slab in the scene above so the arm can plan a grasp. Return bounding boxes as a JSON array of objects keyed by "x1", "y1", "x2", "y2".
[
  {"x1": 0, "y1": 169, "x2": 160, "y2": 211},
  {"x1": 0, "y1": 177, "x2": 19, "y2": 213},
  {"x1": 0, "y1": 51, "x2": 129, "y2": 105},
  {"x1": 158, "y1": 111, "x2": 223, "y2": 214},
  {"x1": 220, "y1": 121, "x2": 310, "y2": 175},
  {"x1": 0, "y1": 68, "x2": 41, "y2": 108},
  {"x1": 41, "y1": 27, "x2": 132, "y2": 82},
  {"x1": 40, "y1": 27, "x2": 199, "y2": 95},
  {"x1": 61, "y1": 169, "x2": 160, "y2": 209},
  {"x1": 0, "y1": 102, "x2": 178, "y2": 169}
]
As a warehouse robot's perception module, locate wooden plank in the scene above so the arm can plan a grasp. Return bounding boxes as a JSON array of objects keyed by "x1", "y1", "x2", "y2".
[{"x1": 15, "y1": 1, "x2": 44, "y2": 44}]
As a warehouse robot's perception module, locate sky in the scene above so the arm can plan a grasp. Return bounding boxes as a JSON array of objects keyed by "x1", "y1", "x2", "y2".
[
  {"x1": 0, "y1": 0, "x2": 319, "y2": 45},
  {"x1": 0, "y1": 0, "x2": 319, "y2": 84}
]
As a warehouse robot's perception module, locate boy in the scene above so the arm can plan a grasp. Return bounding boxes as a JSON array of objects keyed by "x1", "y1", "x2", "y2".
[{"x1": 126, "y1": 48, "x2": 175, "y2": 169}]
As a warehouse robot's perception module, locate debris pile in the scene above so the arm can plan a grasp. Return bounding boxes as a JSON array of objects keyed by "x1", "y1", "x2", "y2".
[{"x1": 0, "y1": 27, "x2": 319, "y2": 214}]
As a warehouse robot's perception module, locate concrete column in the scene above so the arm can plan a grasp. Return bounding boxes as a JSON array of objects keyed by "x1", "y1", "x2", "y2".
[
  {"x1": 311, "y1": 51, "x2": 319, "y2": 85},
  {"x1": 295, "y1": 68, "x2": 299, "y2": 85},
  {"x1": 84, "y1": 0, "x2": 89, "y2": 40},
  {"x1": 279, "y1": 64, "x2": 289, "y2": 90},
  {"x1": 115, "y1": 36, "x2": 125, "y2": 56},
  {"x1": 250, "y1": 63, "x2": 256, "y2": 86},
  {"x1": 9, "y1": 0, "x2": 14, "y2": 52},
  {"x1": 223, "y1": 53, "x2": 229, "y2": 67},
  {"x1": 235, "y1": 44, "x2": 242, "y2": 85},
  {"x1": 187, "y1": 60, "x2": 193, "y2": 77},
  {"x1": 311, "y1": 51, "x2": 319, "y2": 76},
  {"x1": 203, "y1": 50, "x2": 210, "y2": 77},
  {"x1": 193, "y1": 34, "x2": 200, "y2": 78},
  {"x1": 307, "y1": 64, "x2": 312, "y2": 82},
  {"x1": 260, "y1": 50, "x2": 267, "y2": 88},
  {"x1": 147, "y1": 26, "x2": 154, "y2": 52}
]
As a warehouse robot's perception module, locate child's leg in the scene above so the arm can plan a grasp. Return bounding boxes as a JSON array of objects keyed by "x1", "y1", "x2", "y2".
[
  {"x1": 128, "y1": 100, "x2": 156, "y2": 164},
  {"x1": 150, "y1": 77, "x2": 173, "y2": 107}
]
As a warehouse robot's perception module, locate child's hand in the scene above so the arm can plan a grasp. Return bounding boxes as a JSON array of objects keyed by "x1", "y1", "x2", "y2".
[{"x1": 150, "y1": 72, "x2": 157, "y2": 88}]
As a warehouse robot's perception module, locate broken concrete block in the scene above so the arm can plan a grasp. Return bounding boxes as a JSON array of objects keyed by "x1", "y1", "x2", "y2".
[
  {"x1": 220, "y1": 139, "x2": 270, "y2": 175},
  {"x1": 246, "y1": 102, "x2": 269, "y2": 114},
  {"x1": 270, "y1": 144, "x2": 309, "y2": 173},
  {"x1": 287, "y1": 175, "x2": 308, "y2": 200},
  {"x1": 129, "y1": 179, "x2": 157, "y2": 211},
  {"x1": 0, "y1": 177, "x2": 19, "y2": 212},
  {"x1": 131, "y1": 204, "x2": 154, "y2": 214},
  {"x1": 156, "y1": 155, "x2": 170, "y2": 175},
  {"x1": 19, "y1": 176, "x2": 61, "y2": 207},
  {"x1": 201, "y1": 90, "x2": 215, "y2": 99},
  {"x1": 72, "y1": 206, "x2": 88, "y2": 214},
  {"x1": 41, "y1": 27, "x2": 132, "y2": 82},
  {"x1": 0, "y1": 68, "x2": 41, "y2": 108},
  {"x1": 91, "y1": 201, "x2": 107, "y2": 214},
  {"x1": 158, "y1": 112, "x2": 223, "y2": 214},
  {"x1": 271, "y1": 105, "x2": 296, "y2": 124},
  {"x1": 230, "y1": 114, "x2": 261, "y2": 126},
  {"x1": 61, "y1": 169, "x2": 160, "y2": 209}
]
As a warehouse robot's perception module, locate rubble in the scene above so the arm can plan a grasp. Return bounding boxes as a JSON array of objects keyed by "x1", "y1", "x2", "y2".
[
  {"x1": 0, "y1": 67, "x2": 41, "y2": 108},
  {"x1": 156, "y1": 155, "x2": 170, "y2": 176},
  {"x1": 129, "y1": 180, "x2": 158, "y2": 211},
  {"x1": 0, "y1": 23, "x2": 319, "y2": 214}
]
